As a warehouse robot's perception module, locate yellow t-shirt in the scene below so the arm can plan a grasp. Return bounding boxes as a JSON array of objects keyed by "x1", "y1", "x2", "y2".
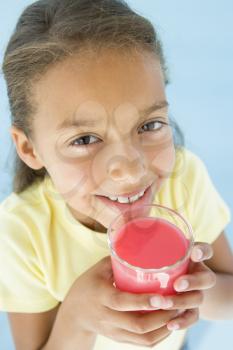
[{"x1": 0, "y1": 148, "x2": 231, "y2": 350}]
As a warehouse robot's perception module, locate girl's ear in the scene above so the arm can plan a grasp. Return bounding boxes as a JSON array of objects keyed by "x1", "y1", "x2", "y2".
[{"x1": 9, "y1": 126, "x2": 44, "y2": 170}]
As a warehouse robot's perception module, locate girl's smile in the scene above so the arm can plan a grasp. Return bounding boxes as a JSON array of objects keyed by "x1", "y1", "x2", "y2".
[{"x1": 95, "y1": 181, "x2": 154, "y2": 212}]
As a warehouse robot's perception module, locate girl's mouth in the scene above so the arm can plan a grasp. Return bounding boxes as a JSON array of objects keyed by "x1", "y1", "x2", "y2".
[{"x1": 95, "y1": 184, "x2": 153, "y2": 212}]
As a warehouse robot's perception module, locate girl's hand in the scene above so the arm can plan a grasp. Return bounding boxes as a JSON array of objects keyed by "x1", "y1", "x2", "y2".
[
  {"x1": 62, "y1": 256, "x2": 180, "y2": 348},
  {"x1": 151, "y1": 242, "x2": 217, "y2": 331}
]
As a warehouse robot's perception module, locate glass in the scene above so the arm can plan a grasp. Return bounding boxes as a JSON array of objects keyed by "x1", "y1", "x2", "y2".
[{"x1": 107, "y1": 204, "x2": 194, "y2": 296}]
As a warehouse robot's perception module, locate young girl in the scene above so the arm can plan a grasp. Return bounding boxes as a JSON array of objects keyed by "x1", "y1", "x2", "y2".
[{"x1": 0, "y1": 1, "x2": 232, "y2": 349}]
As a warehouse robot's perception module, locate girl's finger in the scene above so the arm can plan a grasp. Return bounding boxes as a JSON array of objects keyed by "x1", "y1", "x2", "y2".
[
  {"x1": 109, "y1": 324, "x2": 172, "y2": 348},
  {"x1": 100, "y1": 279, "x2": 173, "y2": 312},
  {"x1": 173, "y1": 268, "x2": 216, "y2": 292},
  {"x1": 157, "y1": 290, "x2": 204, "y2": 310},
  {"x1": 166, "y1": 308, "x2": 199, "y2": 331},
  {"x1": 102, "y1": 307, "x2": 178, "y2": 334},
  {"x1": 191, "y1": 242, "x2": 213, "y2": 262}
]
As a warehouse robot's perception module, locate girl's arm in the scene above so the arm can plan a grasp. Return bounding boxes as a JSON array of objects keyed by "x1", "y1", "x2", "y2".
[
  {"x1": 8, "y1": 304, "x2": 60, "y2": 350},
  {"x1": 40, "y1": 304, "x2": 97, "y2": 350},
  {"x1": 199, "y1": 231, "x2": 233, "y2": 319}
]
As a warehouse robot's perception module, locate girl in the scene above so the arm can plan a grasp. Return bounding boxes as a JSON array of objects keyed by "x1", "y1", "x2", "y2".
[{"x1": 0, "y1": 1, "x2": 232, "y2": 349}]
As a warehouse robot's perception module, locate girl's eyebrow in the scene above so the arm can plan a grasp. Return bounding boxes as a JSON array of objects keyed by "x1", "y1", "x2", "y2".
[
  {"x1": 140, "y1": 100, "x2": 169, "y2": 117},
  {"x1": 56, "y1": 100, "x2": 169, "y2": 131}
]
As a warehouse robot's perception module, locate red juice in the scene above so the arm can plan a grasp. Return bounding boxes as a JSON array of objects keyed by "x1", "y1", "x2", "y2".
[{"x1": 111, "y1": 217, "x2": 190, "y2": 295}]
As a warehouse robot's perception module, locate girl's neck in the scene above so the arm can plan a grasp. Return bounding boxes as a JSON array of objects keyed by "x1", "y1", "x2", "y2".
[{"x1": 67, "y1": 205, "x2": 107, "y2": 234}]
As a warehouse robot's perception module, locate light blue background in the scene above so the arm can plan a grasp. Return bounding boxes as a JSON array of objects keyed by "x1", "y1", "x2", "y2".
[{"x1": 0, "y1": 1, "x2": 232, "y2": 349}]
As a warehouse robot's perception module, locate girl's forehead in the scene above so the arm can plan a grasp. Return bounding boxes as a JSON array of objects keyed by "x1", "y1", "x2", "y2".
[
  {"x1": 34, "y1": 49, "x2": 164, "y2": 89},
  {"x1": 32, "y1": 50, "x2": 166, "y2": 129}
]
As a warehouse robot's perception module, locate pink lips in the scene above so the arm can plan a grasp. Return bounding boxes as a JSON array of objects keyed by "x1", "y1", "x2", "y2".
[{"x1": 96, "y1": 184, "x2": 153, "y2": 212}]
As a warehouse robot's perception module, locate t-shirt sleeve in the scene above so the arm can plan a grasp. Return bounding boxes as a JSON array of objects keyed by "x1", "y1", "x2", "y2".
[
  {"x1": 0, "y1": 207, "x2": 59, "y2": 313},
  {"x1": 184, "y1": 150, "x2": 231, "y2": 244}
]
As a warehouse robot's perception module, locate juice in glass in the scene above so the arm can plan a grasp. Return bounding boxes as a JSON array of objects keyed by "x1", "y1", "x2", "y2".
[{"x1": 107, "y1": 204, "x2": 194, "y2": 297}]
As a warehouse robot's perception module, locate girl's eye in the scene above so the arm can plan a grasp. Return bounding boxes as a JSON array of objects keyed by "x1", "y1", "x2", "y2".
[
  {"x1": 138, "y1": 120, "x2": 167, "y2": 133},
  {"x1": 69, "y1": 120, "x2": 168, "y2": 147},
  {"x1": 69, "y1": 135, "x2": 100, "y2": 147}
]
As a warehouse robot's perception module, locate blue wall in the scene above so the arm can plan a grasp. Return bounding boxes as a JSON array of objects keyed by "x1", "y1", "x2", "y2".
[{"x1": 0, "y1": 1, "x2": 232, "y2": 349}]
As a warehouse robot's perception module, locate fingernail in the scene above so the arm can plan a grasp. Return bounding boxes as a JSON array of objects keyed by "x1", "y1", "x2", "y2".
[
  {"x1": 162, "y1": 298, "x2": 173, "y2": 309},
  {"x1": 167, "y1": 322, "x2": 180, "y2": 331},
  {"x1": 193, "y1": 248, "x2": 203, "y2": 261},
  {"x1": 150, "y1": 296, "x2": 162, "y2": 308},
  {"x1": 176, "y1": 279, "x2": 189, "y2": 291}
]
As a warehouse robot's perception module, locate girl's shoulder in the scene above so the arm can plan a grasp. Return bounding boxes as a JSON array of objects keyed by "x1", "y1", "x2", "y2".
[
  {"x1": 0, "y1": 177, "x2": 46, "y2": 213},
  {"x1": 0, "y1": 176, "x2": 52, "y2": 236},
  {"x1": 169, "y1": 147, "x2": 231, "y2": 244},
  {"x1": 160, "y1": 146, "x2": 211, "y2": 198},
  {"x1": 0, "y1": 176, "x2": 60, "y2": 313},
  {"x1": 174, "y1": 146, "x2": 208, "y2": 179},
  {"x1": 170, "y1": 146, "x2": 224, "y2": 204}
]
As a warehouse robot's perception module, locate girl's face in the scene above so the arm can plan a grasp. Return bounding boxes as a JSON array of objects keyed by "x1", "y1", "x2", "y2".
[{"x1": 31, "y1": 49, "x2": 175, "y2": 231}]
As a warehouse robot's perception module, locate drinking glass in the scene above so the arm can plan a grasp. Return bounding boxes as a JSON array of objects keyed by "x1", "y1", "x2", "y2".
[{"x1": 107, "y1": 204, "x2": 194, "y2": 297}]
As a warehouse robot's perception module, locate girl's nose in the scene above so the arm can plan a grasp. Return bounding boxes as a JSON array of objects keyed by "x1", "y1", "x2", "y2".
[{"x1": 107, "y1": 153, "x2": 147, "y2": 184}]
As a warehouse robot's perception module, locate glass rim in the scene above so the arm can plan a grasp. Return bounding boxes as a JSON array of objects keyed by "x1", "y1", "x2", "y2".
[{"x1": 107, "y1": 204, "x2": 195, "y2": 273}]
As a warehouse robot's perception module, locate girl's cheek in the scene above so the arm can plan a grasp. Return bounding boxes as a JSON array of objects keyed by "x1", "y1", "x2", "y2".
[
  {"x1": 150, "y1": 143, "x2": 176, "y2": 177},
  {"x1": 140, "y1": 127, "x2": 175, "y2": 177},
  {"x1": 45, "y1": 159, "x2": 90, "y2": 199}
]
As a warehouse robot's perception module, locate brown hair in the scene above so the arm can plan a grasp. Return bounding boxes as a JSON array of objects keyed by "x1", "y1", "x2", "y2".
[{"x1": 2, "y1": 0, "x2": 184, "y2": 193}]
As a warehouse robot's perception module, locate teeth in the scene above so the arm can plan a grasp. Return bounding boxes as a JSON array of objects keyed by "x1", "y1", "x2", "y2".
[
  {"x1": 117, "y1": 196, "x2": 130, "y2": 204},
  {"x1": 107, "y1": 188, "x2": 146, "y2": 204},
  {"x1": 109, "y1": 196, "x2": 118, "y2": 201},
  {"x1": 129, "y1": 193, "x2": 140, "y2": 203}
]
